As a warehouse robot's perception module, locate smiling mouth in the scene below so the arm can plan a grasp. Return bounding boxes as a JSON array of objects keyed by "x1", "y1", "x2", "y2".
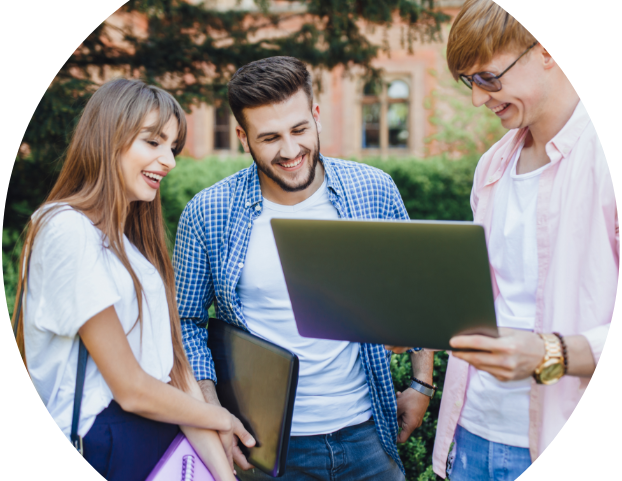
[
  {"x1": 142, "y1": 171, "x2": 163, "y2": 182},
  {"x1": 491, "y1": 103, "x2": 511, "y2": 114},
  {"x1": 277, "y1": 154, "x2": 305, "y2": 171}
]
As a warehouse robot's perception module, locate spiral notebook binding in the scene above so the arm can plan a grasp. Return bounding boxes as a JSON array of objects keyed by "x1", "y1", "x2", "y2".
[{"x1": 181, "y1": 454, "x2": 195, "y2": 481}]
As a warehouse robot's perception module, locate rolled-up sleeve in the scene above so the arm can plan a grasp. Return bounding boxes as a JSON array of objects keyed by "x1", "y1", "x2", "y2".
[
  {"x1": 581, "y1": 324, "x2": 610, "y2": 365},
  {"x1": 173, "y1": 202, "x2": 217, "y2": 382}
]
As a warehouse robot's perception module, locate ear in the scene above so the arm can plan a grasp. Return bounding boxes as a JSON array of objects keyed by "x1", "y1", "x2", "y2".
[
  {"x1": 312, "y1": 102, "x2": 322, "y2": 134},
  {"x1": 235, "y1": 125, "x2": 250, "y2": 153},
  {"x1": 541, "y1": 46, "x2": 557, "y2": 71}
]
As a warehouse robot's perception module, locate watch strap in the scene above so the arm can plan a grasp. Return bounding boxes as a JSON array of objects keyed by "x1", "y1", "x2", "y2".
[
  {"x1": 533, "y1": 333, "x2": 565, "y2": 385},
  {"x1": 410, "y1": 377, "x2": 436, "y2": 398}
]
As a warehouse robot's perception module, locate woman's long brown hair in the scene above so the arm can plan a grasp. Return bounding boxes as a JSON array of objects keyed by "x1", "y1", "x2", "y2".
[{"x1": 12, "y1": 78, "x2": 190, "y2": 390}]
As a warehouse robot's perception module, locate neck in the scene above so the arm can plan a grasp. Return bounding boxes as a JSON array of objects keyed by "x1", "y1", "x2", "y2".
[
  {"x1": 526, "y1": 77, "x2": 580, "y2": 152},
  {"x1": 259, "y1": 160, "x2": 325, "y2": 206}
]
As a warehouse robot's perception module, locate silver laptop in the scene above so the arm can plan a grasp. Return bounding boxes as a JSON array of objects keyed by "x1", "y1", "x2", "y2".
[{"x1": 271, "y1": 218, "x2": 498, "y2": 351}]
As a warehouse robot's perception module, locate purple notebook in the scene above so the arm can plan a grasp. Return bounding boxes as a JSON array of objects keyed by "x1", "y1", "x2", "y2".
[{"x1": 146, "y1": 433, "x2": 216, "y2": 481}]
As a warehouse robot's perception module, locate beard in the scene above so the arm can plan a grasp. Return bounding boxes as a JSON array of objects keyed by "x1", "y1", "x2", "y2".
[{"x1": 249, "y1": 132, "x2": 321, "y2": 193}]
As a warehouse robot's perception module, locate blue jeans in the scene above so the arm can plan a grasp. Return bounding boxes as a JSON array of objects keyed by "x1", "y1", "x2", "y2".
[
  {"x1": 236, "y1": 419, "x2": 404, "y2": 481},
  {"x1": 447, "y1": 425, "x2": 531, "y2": 481}
]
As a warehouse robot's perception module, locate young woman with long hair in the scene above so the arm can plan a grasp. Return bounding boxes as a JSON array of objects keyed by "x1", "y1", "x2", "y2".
[{"x1": 11, "y1": 78, "x2": 254, "y2": 480}]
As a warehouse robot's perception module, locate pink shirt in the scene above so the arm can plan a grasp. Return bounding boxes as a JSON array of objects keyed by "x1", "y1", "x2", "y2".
[{"x1": 433, "y1": 101, "x2": 619, "y2": 477}]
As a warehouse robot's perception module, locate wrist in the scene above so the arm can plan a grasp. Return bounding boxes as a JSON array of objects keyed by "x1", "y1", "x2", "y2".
[
  {"x1": 409, "y1": 377, "x2": 436, "y2": 398},
  {"x1": 532, "y1": 333, "x2": 566, "y2": 385}
]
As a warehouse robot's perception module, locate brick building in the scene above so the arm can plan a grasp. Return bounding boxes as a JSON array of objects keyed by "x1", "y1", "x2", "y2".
[{"x1": 180, "y1": 0, "x2": 466, "y2": 160}]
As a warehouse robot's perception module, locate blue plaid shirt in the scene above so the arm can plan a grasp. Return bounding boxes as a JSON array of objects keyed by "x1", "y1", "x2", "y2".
[{"x1": 173, "y1": 155, "x2": 409, "y2": 472}]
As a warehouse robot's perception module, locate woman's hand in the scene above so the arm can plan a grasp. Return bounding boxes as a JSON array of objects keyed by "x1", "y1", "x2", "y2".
[
  {"x1": 217, "y1": 420, "x2": 235, "y2": 471},
  {"x1": 217, "y1": 414, "x2": 256, "y2": 471}
]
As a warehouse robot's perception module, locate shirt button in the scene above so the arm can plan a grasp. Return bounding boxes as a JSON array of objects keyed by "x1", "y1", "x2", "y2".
[
  {"x1": 238, "y1": 262, "x2": 244, "y2": 269},
  {"x1": 248, "y1": 222, "x2": 252, "y2": 228},
  {"x1": 255, "y1": 205, "x2": 261, "y2": 211},
  {"x1": 245, "y1": 202, "x2": 250, "y2": 207}
]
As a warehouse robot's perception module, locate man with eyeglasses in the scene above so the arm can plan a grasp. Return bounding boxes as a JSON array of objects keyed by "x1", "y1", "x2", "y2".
[{"x1": 431, "y1": 0, "x2": 616, "y2": 479}]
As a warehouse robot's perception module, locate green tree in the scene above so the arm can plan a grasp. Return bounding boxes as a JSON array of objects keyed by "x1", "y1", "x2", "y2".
[{"x1": 6, "y1": 0, "x2": 449, "y2": 237}]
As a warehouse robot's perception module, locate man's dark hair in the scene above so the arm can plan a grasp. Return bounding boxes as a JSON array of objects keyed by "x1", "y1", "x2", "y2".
[{"x1": 228, "y1": 56, "x2": 313, "y2": 131}]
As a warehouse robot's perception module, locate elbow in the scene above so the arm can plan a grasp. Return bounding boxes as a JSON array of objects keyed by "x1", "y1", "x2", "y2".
[{"x1": 113, "y1": 376, "x2": 150, "y2": 414}]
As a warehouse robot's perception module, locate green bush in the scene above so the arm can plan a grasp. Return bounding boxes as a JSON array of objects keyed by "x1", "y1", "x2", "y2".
[
  {"x1": 160, "y1": 155, "x2": 253, "y2": 243},
  {"x1": 3, "y1": 153, "x2": 477, "y2": 480}
]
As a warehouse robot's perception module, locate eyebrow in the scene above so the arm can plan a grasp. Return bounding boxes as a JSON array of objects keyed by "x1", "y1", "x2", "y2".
[
  {"x1": 256, "y1": 120, "x2": 310, "y2": 140},
  {"x1": 142, "y1": 127, "x2": 169, "y2": 141}
]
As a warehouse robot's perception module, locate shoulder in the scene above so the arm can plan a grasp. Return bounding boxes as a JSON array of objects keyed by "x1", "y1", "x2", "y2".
[
  {"x1": 31, "y1": 205, "x2": 106, "y2": 268},
  {"x1": 323, "y1": 156, "x2": 395, "y2": 190},
  {"x1": 182, "y1": 166, "x2": 253, "y2": 223},
  {"x1": 34, "y1": 205, "x2": 99, "y2": 245}
]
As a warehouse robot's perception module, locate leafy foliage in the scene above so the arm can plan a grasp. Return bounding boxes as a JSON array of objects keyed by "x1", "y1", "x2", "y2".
[
  {"x1": 160, "y1": 156, "x2": 253, "y2": 243},
  {"x1": 425, "y1": 61, "x2": 507, "y2": 157},
  {"x1": 364, "y1": 155, "x2": 479, "y2": 221},
  {"x1": 7, "y1": 0, "x2": 449, "y2": 238}
]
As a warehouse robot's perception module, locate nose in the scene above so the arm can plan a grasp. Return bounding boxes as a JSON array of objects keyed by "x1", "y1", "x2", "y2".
[
  {"x1": 279, "y1": 134, "x2": 300, "y2": 160},
  {"x1": 159, "y1": 149, "x2": 176, "y2": 171},
  {"x1": 471, "y1": 84, "x2": 492, "y2": 108}
]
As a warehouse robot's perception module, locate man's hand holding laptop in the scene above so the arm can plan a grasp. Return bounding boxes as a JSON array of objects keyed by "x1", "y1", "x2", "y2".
[{"x1": 387, "y1": 326, "x2": 596, "y2": 382}]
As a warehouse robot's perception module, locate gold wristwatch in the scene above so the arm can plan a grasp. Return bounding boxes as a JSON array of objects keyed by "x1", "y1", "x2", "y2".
[{"x1": 532, "y1": 333, "x2": 566, "y2": 385}]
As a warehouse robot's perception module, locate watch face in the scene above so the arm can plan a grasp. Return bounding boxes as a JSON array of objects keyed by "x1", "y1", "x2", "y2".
[{"x1": 540, "y1": 362, "x2": 565, "y2": 384}]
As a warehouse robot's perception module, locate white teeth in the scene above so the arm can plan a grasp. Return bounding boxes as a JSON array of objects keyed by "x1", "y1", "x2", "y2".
[
  {"x1": 491, "y1": 103, "x2": 509, "y2": 113},
  {"x1": 281, "y1": 157, "x2": 303, "y2": 168},
  {"x1": 142, "y1": 171, "x2": 163, "y2": 181}
]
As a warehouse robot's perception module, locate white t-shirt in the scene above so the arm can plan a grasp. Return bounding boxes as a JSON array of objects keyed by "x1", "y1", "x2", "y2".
[
  {"x1": 459, "y1": 144, "x2": 551, "y2": 448},
  {"x1": 24, "y1": 207, "x2": 174, "y2": 439},
  {"x1": 236, "y1": 180, "x2": 372, "y2": 436}
]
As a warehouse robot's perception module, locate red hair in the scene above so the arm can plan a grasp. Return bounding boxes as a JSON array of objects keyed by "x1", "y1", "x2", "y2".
[{"x1": 447, "y1": 0, "x2": 537, "y2": 80}]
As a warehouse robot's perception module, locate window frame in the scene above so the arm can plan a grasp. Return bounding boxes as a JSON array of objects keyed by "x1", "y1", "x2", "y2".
[{"x1": 360, "y1": 77, "x2": 411, "y2": 156}]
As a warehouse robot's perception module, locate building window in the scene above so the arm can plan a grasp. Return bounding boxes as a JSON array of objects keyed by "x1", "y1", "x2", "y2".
[
  {"x1": 362, "y1": 79, "x2": 410, "y2": 151},
  {"x1": 362, "y1": 82, "x2": 381, "y2": 149},
  {"x1": 214, "y1": 103, "x2": 231, "y2": 150},
  {"x1": 387, "y1": 80, "x2": 409, "y2": 148}
]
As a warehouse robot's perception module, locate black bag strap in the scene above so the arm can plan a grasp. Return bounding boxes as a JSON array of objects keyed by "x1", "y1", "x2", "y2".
[
  {"x1": 14, "y1": 260, "x2": 88, "y2": 456},
  {"x1": 70, "y1": 338, "x2": 88, "y2": 454}
]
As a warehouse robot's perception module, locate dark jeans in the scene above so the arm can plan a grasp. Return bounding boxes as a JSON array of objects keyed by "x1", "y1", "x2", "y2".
[
  {"x1": 83, "y1": 400, "x2": 180, "y2": 481},
  {"x1": 236, "y1": 419, "x2": 405, "y2": 481}
]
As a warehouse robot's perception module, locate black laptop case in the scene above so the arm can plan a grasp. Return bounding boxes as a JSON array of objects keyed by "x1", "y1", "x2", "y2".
[{"x1": 207, "y1": 318, "x2": 299, "y2": 477}]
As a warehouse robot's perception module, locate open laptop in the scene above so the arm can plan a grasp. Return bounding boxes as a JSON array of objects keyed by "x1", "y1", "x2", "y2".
[{"x1": 271, "y1": 218, "x2": 498, "y2": 351}]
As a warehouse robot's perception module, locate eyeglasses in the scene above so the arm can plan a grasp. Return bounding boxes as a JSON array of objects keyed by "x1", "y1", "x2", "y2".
[{"x1": 459, "y1": 42, "x2": 538, "y2": 92}]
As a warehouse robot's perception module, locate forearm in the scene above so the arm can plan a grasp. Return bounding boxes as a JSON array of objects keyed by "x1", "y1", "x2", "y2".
[
  {"x1": 564, "y1": 334, "x2": 596, "y2": 377},
  {"x1": 410, "y1": 349, "x2": 434, "y2": 384},
  {"x1": 199, "y1": 379, "x2": 221, "y2": 405},
  {"x1": 181, "y1": 426, "x2": 235, "y2": 481},
  {"x1": 120, "y1": 371, "x2": 231, "y2": 432}
]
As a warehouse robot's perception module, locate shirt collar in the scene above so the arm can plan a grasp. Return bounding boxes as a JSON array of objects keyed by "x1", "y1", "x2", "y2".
[
  {"x1": 545, "y1": 100, "x2": 590, "y2": 163},
  {"x1": 246, "y1": 163, "x2": 263, "y2": 207},
  {"x1": 486, "y1": 100, "x2": 590, "y2": 187},
  {"x1": 320, "y1": 155, "x2": 342, "y2": 197}
]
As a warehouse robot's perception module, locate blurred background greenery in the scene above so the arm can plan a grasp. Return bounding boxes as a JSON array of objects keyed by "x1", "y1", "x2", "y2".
[{"x1": 3, "y1": 1, "x2": 508, "y2": 479}]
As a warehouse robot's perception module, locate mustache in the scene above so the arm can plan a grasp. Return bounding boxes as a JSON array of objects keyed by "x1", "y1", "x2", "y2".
[{"x1": 270, "y1": 146, "x2": 311, "y2": 165}]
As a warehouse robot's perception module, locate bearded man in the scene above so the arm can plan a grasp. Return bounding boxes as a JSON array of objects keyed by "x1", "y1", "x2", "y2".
[{"x1": 173, "y1": 56, "x2": 434, "y2": 480}]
